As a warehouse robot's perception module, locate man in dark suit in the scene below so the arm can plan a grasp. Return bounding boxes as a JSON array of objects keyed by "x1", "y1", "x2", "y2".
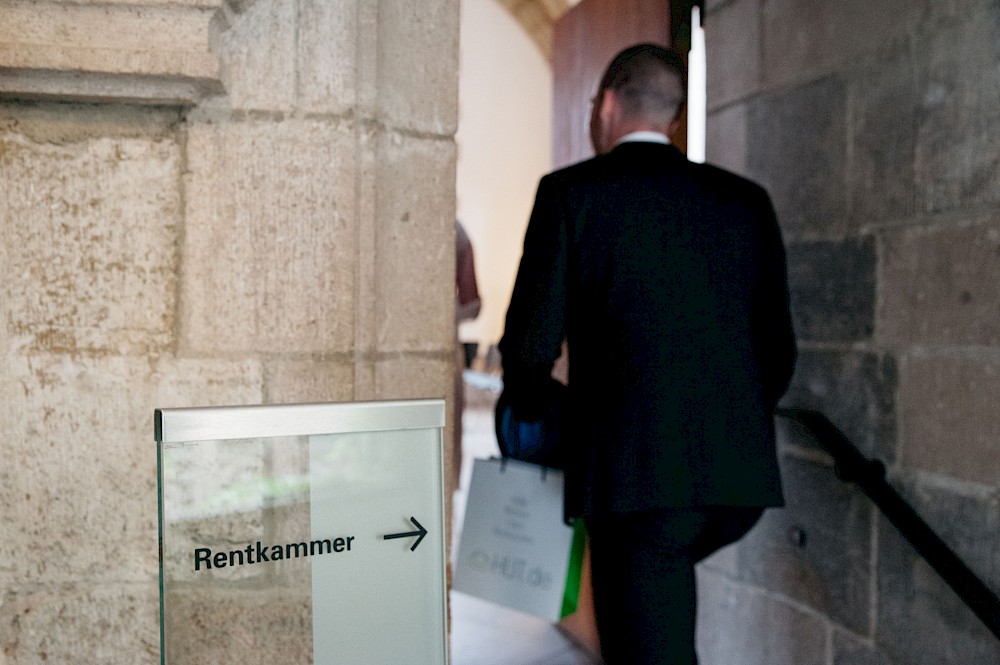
[{"x1": 498, "y1": 44, "x2": 796, "y2": 664}]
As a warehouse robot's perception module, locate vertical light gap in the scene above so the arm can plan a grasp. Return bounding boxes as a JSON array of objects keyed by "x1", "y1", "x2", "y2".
[{"x1": 687, "y1": 5, "x2": 707, "y2": 163}]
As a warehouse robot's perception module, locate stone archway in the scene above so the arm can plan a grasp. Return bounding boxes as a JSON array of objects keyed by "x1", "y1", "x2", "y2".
[
  {"x1": 0, "y1": 0, "x2": 574, "y2": 103},
  {"x1": 494, "y1": 0, "x2": 579, "y2": 58}
]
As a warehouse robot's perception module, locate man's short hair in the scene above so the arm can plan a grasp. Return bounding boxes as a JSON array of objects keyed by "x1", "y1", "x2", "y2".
[{"x1": 598, "y1": 43, "x2": 687, "y2": 122}]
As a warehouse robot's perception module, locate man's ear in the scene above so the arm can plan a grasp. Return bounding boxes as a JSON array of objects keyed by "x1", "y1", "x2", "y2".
[{"x1": 600, "y1": 89, "x2": 620, "y2": 128}]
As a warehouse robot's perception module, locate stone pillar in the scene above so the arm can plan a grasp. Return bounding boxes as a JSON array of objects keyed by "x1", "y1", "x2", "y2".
[{"x1": 0, "y1": 1, "x2": 460, "y2": 662}]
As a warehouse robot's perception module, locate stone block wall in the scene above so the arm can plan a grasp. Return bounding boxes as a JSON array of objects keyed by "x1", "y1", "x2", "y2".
[
  {"x1": 0, "y1": 1, "x2": 459, "y2": 662},
  {"x1": 701, "y1": 0, "x2": 1000, "y2": 663}
]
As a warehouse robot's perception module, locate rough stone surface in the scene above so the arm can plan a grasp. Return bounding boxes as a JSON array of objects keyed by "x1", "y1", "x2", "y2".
[
  {"x1": 375, "y1": 1, "x2": 459, "y2": 135},
  {"x1": 262, "y1": 358, "x2": 355, "y2": 404},
  {"x1": 373, "y1": 133, "x2": 456, "y2": 354},
  {"x1": 375, "y1": 356, "x2": 452, "y2": 404},
  {"x1": 847, "y1": 36, "x2": 919, "y2": 226},
  {"x1": 1, "y1": 355, "x2": 161, "y2": 586},
  {"x1": 705, "y1": 102, "x2": 747, "y2": 176},
  {"x1": 914, "y1": 0, "x2": 1000, "y2": 215},
  {"x1": 213, "y1": 0, "x2": 297, "y2": 112},
  {"x1": 1, "y1": 103, "x2": 182, "y2": 357},
  {"x1": 786, "y1": 236, "x2": 876, "y2": 342},
  {"x1": 738, "y1": 454, "x2": 874, "y2": 635},
  {"x1": 782, "y1": 349, "x2": 898, "y2": 463},
  {"x1": 747, "y1": 76, "x2": 848, "y2": 237},
  {"x1": 149, "y1": 356, "x2": 266, "y2": 410},
  {"x1": 879, "y1": 221, "x2": 1000, "y2": 347},
  {"x1": 876, "y1": 476, "x2": 1000, "y2": 664},
  {"x1": 181, "y1": 117, "x2": 358, "y2": 355},
  {"x1": 0, "y1": 584, "x2": 159, "y2": 664},
  {"x1": 760, "y1": 0, "x2": 923, "y2": 90},
  {"x1": 296, "y1": 0, "x2": 358, "y2": 114},
  {"x1": 350, "y1": 118, "x2": 379, "y2": 398},
  {"x1": 899, "y1": 354, "x2": 1000, "y2": 486},
  {"x1": 696, "y1": 570, "x2": 827, "y2": 665},
  {"x1": 895, "y1": 474, "x2": 1000, "y2": 597},
  {"x1": 704, "y1": 0, "x2": 760, "y2": 111},
  {"x1": 0, "y1": 1, "x2": 217, "y2": 55}
]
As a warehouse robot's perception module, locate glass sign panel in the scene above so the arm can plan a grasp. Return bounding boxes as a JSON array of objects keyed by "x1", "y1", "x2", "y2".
[{"x1": 155, "y1": 400, "x2": 447, "y2": 665}]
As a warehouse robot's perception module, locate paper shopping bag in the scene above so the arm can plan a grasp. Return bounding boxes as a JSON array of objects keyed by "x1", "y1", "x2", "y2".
[{"x1": 453, "y1": 457, "x2": 585, "y2": 621}]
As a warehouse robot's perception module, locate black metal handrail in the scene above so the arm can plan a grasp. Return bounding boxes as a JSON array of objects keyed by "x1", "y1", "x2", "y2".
[{"x1": 777, "y1": 408, "x2": 1000, "y2": 641}]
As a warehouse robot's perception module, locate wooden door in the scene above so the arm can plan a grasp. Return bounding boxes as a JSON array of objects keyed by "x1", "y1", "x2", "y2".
[{"x1": 551, "y1": 0, "x2": 687, "y2": 169}]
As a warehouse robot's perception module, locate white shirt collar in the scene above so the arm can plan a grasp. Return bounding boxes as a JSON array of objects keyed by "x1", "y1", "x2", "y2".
[{"x1": 617, "y1": 131, "x2": 671, "y2": 146}]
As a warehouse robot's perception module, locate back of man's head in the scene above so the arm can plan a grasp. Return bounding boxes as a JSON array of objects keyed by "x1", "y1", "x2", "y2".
[{"x1": 598, "y1": 44, "x2": 687, "y2": 124}]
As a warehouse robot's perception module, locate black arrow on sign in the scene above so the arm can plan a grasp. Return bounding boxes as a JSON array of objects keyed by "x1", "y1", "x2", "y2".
[{"x1": 383, "y1": 516, "x2": 428, "y2": 552}]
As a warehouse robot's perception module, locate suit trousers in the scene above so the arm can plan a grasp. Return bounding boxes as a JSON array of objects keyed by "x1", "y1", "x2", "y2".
[{"x1": 584, "y1": 506, "x2": 764, "y2": 665}]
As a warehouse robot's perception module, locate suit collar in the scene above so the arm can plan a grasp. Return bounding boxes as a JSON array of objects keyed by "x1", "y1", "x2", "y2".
[
  {"x1": 616, "y1": 130, "x2": 670, "y2": 145},
  {"x1": 609, "y1": 141, "x2": 686, "y2": 161}
]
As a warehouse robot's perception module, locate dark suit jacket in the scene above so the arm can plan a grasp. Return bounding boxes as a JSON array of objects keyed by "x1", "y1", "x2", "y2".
[{"x1": 499, "y1": 142, "x2": 796, "y2": 519}]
